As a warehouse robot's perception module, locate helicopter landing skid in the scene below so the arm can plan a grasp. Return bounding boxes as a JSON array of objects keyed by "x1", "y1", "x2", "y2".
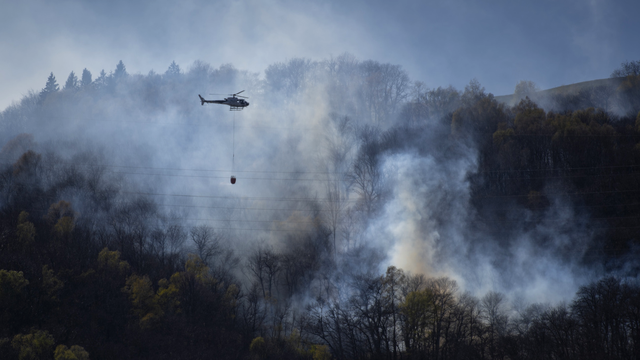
[{"x1": 229, "y1": 107, "x2": 243, "y2": 111}]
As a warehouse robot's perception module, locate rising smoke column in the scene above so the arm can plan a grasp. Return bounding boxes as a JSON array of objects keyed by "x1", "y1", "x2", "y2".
[{"x1": 360, "y1": 119, "x2": 602, "y2": 304}]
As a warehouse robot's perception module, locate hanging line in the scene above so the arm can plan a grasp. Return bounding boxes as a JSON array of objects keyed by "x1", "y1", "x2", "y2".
[{"x1": 232, "y1": 111, "x2": 235, "y2": 173}]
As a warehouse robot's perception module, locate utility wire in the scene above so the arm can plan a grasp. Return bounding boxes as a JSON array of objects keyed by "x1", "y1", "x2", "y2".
[
  {"x1": 476, "y1": 188, "x2": 640, "y2": 199},
  {"x1": 111, "y1": 171, "x2": 343, "y2": 182},
  {"x1": 108, "y1": 169, "x2": 640, "y2": 182},
  {"x1": 157, "y1": 203, "x2": 334, "y2": 212},
  {"x1": 8, "y1": 161, "x2": 640, "y2": 183},
  {"x1": 232, "y1": 111, "x2": 235, "y2": 173},
  {"x1": 121, "y1": 191, "x2": 359, "y2": 203}
]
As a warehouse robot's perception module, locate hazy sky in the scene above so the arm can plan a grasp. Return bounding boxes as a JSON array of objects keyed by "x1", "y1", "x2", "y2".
[{"x1": 1, "y1": 0, "x2": 639, "y2": 111}]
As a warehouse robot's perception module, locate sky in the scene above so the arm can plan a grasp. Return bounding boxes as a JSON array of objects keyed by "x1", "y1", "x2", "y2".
[{"x1": 2, "y1": 0, "x2": 640, "y2": 111}]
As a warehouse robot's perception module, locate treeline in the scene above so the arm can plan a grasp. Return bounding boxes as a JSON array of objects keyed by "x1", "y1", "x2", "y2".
[
  {"x1": 3, "y1": 177, "x2": 640, "y2": 360},
  {"x1": 466, "y1": 96, "x2": 640, "y2": 261},
  {"x1": 0, "y1": 129, "x2": 336, "y2": 358},
  {"x1": 395, "y1": 73, "x2": 640, "y2": 264},
  {"x1": 1, "y1": 57, "x2": 640, "y2": 359},
  {"x1": 305, "y1": 270, "x2": 640, "y2": 360},
  {"x1": 0, "y1": 55, "x2": 410, "y2": 138}
]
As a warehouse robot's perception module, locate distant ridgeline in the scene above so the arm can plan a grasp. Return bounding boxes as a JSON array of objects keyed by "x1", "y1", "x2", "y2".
[{"x1": 495, "y1": 76, "x2": 639, "y2": 115}]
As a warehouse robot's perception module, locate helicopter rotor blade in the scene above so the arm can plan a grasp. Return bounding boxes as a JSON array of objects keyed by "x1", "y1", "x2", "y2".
[{"x1": 208, "y1": 90, "x2": 247, "y2": 97}]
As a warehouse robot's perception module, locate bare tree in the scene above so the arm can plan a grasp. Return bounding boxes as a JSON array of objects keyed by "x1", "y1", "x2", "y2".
[
  {"x1": 358, "y1": 61, "x2": 410, "y2": 124},
  {"x1": 150, "y1": 228, "x2": 168, "y2": 265},
  {"x1": 348, "y1": 126, "x2": 384, "y2": 215},
  {"x1": 514, "y1": 80, "x2": 539, "y2": 102},
  {"x1": 611, "y1": 60, "x2": 640, "y2": 77},
  {"x1": 589, "y1": 85, "x2": 616, "y2": 111},
  {"x1": 383, "y1": 266, "x2": 405, "y2": 360},
  {"x1": 427, "y1": 277, "x2": 459, "y2": 359},
  {"x1": 349, "y1": 273, "x2": 391, "y2": 358},
  {"x1": 247, "y1": 245, "x2": 281, "y2": 298},
  {"x1": 166, "y1": 224, "x2": 187, "y2": 255},
  {"x1": 239, "y1": 282, "x2": 267, "y2": 337},
  {"x1": 190, "y1": 225, "x2": 222, "y2": 265},
  {"x1": 265, "y1": 58, "x2": 314, "y2": 96},
  {"x1": 480, "y1": 291, "x2": 508, "y2": 359},
  {"x1": 322, "y1": 114, "x2": 355, "y2": 257}
]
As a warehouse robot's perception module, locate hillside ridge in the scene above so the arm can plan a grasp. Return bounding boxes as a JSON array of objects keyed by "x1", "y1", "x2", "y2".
[{"x1": 495, "y1": 77, "x2": 625, "y2": 106}]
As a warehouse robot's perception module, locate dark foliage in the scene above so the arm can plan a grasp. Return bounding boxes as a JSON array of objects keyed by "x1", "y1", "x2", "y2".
[{"x1": 1, "y1": 58, "x2": 640, "y2": 359}]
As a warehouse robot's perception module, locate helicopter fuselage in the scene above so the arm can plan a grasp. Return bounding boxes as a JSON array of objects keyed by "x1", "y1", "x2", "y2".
[{"x1": 199, "y1": 94, "x2": 249, "y2": 110}]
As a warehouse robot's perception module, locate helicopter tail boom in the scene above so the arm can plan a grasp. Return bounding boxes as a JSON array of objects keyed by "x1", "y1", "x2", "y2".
[{"x1": 198, "y1": 94, "x2": 226, "y2": 105}]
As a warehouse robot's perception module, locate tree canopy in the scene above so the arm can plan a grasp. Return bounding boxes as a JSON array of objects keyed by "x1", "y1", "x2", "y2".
[{"x1": 1, "y1": 56, "x2": 640, "y2": 359}]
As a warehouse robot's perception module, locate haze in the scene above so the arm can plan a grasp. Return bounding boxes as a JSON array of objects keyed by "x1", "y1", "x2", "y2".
[
  {"x1": 4, "y1": 2, "x2": 640, "y2": 357},
  {"x1": 2, "y1": 0, "x2": 639, "y2": 111}
]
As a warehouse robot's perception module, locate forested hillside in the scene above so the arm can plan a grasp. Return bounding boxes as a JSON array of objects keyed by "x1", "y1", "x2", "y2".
[{"x1": 1, "y1": 56, "x2": 640, "y2": 359}]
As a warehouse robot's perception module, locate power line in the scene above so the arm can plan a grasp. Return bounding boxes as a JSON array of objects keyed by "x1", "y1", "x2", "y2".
[
  {"x1": 16, "y1": 206, "x2": 320, "y2": 226},
  {"x1": 154, "y1": 201, "x2": 640, "y2": 216},
  {"x1": 110, "y1": 169, "x2": 640, "y2": 182},
  {"x1": 94, "y1": 163, "x2": 346, "y2": 176},
  {"x1": 10, "y1": 160, "x2": 640, "y2": 184},
  {"x1": 477, "y1": 188, "x2": 640, "y2": 199},
  {"x1": 478, "y1": 131, "x2": 639, "y2": 138},
  {"x1": 157, "y1": 203, "x2": 334, "y2": 212},
  {"x1": 112, "y1": 171, "x2": 343, "y2": 182},
  {"x1": 107, "y1": 165, "x2": 345, "y2": 176},
  {"x1": 10, "y1": 157, "x2": 640, "y2": 177},
  {"x1": 18, "y1": 115, "x2": 322, "y2": 131},
  {"x1": 20, "y1": 115, "x2": 640, "y2": 135},
  {"x1": 122, "y1": 191, "x2": 358, "y2": 203},
  {"x1": 1, "y1": 161, "x2": 347, "y2": 177},
  {"x1": 476, "y1": 214, "x2": 640, "y2": 224},
  {"x1": 9, "y1": 178, "x2": 640, "y2": 208},
  {"x1": 477, "y1": 164, "x2": 640, "y2": 174},
  {"x1": 156, "y1": 217, "x2": 319, "y2": 225}
]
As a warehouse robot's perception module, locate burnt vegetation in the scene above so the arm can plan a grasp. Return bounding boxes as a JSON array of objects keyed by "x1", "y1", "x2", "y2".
[{"x1": 1, "y1": 57, "x2": 640, "y2": 359}]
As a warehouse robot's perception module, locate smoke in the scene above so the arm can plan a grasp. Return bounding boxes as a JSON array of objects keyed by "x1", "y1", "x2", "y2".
[
  {"x1": 369, "y1": 150, "x2": 472, "y2": 278},
  {"x1": 0, "y1": 55, "x2": 616, "y2": 309},
  {"x1": 366, "y1": 142, "x2": 602, "y2": 304},
  {"x1": 5, "y1": 0, "x2": 640, "y2": 113}
]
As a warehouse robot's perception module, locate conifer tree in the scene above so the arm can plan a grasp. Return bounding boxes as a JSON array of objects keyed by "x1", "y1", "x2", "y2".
[
  {"x1": 165, "y1": 61, "x2": 181, "y2": 77},
  {"x1": 81, "y1": 68, "x2": 92, "y2": 88},
  {"x1": 40, "y1": 72, "x2": 59, "y2": 100},
  {"x1": 64, "y1": 71, "x2": 78, "y2": 90},
  {"x1": 94, "y1": 69, "x2": 108, "y2": 89},
  {"x1": 113, "y1": 60, "x2": 127, "y2": 80}
]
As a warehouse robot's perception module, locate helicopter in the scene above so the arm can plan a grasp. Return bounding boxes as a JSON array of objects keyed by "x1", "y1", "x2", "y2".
[
  {"x1": 198, "y1": 91, "x2": 248, "y2": 185},
  {"x1": 198, "y1": 90, "x2": 249, "y2": 111}
]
